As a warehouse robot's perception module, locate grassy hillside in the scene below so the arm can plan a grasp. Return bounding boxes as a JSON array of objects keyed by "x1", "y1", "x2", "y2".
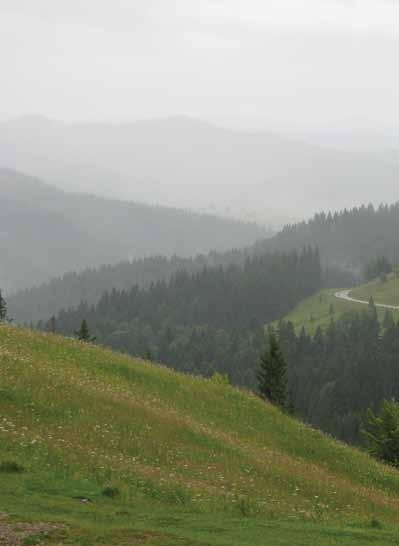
[
  {"x1": 351, "y1": 274, "x2": 399, "y2": 307},
  {"x1": 2, "y1": 326, "x2": 399, "y2": 545},
  {"x1": 276, "y1": 286, "x2": 399, "y2": 335}
]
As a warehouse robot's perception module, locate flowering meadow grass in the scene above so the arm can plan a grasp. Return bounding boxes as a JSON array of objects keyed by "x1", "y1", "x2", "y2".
[{"x1": 1, "y1": 324, "x2": 399, "y2": 545}]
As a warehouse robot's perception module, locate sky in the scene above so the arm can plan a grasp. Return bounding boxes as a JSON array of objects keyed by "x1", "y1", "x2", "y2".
[{"x1": 1, "y1": 0, "x2": 399, "y2": 129}]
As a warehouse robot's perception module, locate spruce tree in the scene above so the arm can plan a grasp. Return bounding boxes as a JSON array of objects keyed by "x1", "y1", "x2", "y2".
[
  {"x1": 362, "y1": 399, "x2": 399, "y2": 466},
  {"x1": 257, "y1": 330, "x2": 288, "y2": 409},
  {"x1": 47, "y1": 315, "x2": 57, "y2": 334},
  {"x1": 0, "y1": 290, "x2": 7, "y2": 322},
  {"x1": 368, "y1": 296, "x2": 378, "y2": 320},
  {"x1": 383, "y1": 310, "x2": 395, "y2": 331},
  {"x1": 75, "y1": 319, "x2": 95, "y2": 342}
]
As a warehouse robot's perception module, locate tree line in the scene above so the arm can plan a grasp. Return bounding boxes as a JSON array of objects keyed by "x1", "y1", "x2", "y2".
[
  {"x1": 13, "y1": 201, "x2": 399, "y2": 326},
  {"x1": 277, "y1": 302, "x2": 399, "y2": 444},
  {"x1": 33, "y1": 244, "x2": 399, "y2": 448},
  {"x1": 258, "y1": 202, "x2": 399, "y2": 276},
  {"x1": 38, "y1": 248, "x2": 322, "y2": 386},
  {"x1": 259, "y1": 324, "x2": 399, "y2": 468}
]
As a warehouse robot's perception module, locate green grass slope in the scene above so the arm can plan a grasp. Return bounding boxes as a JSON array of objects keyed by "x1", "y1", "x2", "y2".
[
  {"x1": 276, "y1": 286, "x2": 399, "y2": 335},
  {"x1": 351, "y1": 273, "x2": 399, "y2": 307},
  {"x1": 2, "y1": 325, "x2": 399, "y2": 545}
]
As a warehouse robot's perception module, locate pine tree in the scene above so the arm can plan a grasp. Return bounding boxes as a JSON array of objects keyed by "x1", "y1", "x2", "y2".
[
  {"x1": 362, "y1": 399, "x2": 399, "y2": 466},
  {"x1": 46, "y1": 315, "x2": 57, "y2": 333},
  {"x1": 368, "y1": 296, "x2": 378, "y2": 320},
  {"x1": 75, "y1": 319, "x2": 95, "y2": 342},
  {"x1": 383, "y1": 310, "x2": 395, "y2": 331},
  {"x1": 145, "y1": 348, "x2": 153, "y2": 361},
  {"x1": 0, "y1": 290, "x2": 7, "y2": 322},
  {"x1": 257, "y1": 330, "x2": 288, "y2": 409}
]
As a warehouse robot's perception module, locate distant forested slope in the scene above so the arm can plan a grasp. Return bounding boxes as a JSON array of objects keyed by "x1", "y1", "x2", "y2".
[
  {"x1": 9, "y1": 251, "x2": 246, "y2": 324},
  {"x1": 0, "y1": 168, "x2": 267, "y2": 293},
  {"x1": 257, "y1": 203, "x2": 399, "y2": 274},
  {"x1": 44, "y1": 248, "x2": 322, "y2": 386},
  {"x1": 12, "y1": 201, "x2": 399, "y2": 324}
]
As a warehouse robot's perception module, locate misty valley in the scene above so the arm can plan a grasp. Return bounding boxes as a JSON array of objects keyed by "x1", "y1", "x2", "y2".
[{"x1": 3, "y1": 3, "x2": 399, "y2": 545}]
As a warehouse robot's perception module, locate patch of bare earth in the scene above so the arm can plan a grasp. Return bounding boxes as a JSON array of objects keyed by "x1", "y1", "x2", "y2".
[{"x1": 0, "y1": 513, "x2": 62, "y2": 545}]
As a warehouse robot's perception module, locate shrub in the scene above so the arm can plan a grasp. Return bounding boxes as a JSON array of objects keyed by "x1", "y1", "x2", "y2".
[
  {"x1": 237, "y1": 496, "x2": 259, "y2": 517},
  {"x1": 102, "y1": 486, "x2": 120, "y2": 499},
  {"x1": 365, "y1": 256, "x2": 392, "y2": 282},
  {"x1": 370, "y1": 517, "x2": 383, "y2": 529},
  {"x1": 211, "y1": 372, "x2": 230, "y2": 386},
  {"x1": 362, "y1": 399, "x2": 399, "y2": 466},
  {"x1": 0, "y1": 389, "x2": 14, "y2": 402},
  {"x1": 0, "y1": 460, "x2": 25, "y2": 474}
]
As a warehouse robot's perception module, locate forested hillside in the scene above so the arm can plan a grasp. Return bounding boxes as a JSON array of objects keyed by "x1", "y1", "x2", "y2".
[
  {"x1": 0, "y1": 168, "x2": 267, "y2": 293},
  {"x1": 12, "y1": 201, "x2": 399, "y2": 324},
  {"x1": 278, "y1": 305, "x2": 399, "y2": 444},
  {"x1": 258, "y1": 203, "x2": 399, "y2": 273},
  {"x1": 0, "y1": 195, "x2": 117, "y2": 296},
  {"x1": 46, "y1": 248, "x2": 322, "y2": 386},
  {"x1": 9, "y1": 251, "x2": 247, "y2": 324},
  {"x1": 42, "y1": 245, "x2": 399, "y2": 446}
]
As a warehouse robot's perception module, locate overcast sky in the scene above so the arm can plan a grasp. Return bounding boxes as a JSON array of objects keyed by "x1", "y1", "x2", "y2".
[{"x1": 1, "y1": 0, "x2": 399, "y2": 129}]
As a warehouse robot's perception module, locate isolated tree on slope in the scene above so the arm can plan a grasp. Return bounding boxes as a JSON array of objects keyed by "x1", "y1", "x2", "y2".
[
  {"x1": 46, "y1": 315, "x2": 57, "y2": 334},
  {"x1": 0, "y1": 290, "x2": 7, "y2": 322},
  {"x1": 257, "y1": 330, "x2": 288, "y2": 409},
  {"x1": 75, "y1": 319, "x2": 95, "y2": 342},
  {"x1": 362, "y1": 399, "x2": 399, "y2": 466}
]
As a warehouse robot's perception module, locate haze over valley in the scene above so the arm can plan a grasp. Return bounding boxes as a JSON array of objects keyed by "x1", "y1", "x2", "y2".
[
  {"x1": 2, "y1": 115, "x2": 399, "y2": 224},
  {"x1": 0, "y1": 168, "x2": 267, "y2": 294},
  {"x1": 4, "y1": 2, "x2": 399, "y2": 545}
]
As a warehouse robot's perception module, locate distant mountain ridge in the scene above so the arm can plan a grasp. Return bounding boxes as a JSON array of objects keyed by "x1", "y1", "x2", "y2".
[
  {"x1": 2, "y1": 115, "x2": 399, "y2": 222},
  {"x1": 0, "y1": 168, "x2": 267, "y2": 293}
]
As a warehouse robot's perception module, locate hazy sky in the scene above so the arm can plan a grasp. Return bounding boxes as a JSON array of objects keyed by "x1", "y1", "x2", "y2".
[{"x1": 2, "y1": 0, "x2": 399, "y2": 128}]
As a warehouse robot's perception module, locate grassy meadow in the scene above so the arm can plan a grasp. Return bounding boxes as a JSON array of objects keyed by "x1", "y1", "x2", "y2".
[
  {"x1": 274, "y1": 286, "x2": 399, "y2": 335},
  {"x1": 351, "y1": 273, "x2": 399, "y2": 307},
  {"x1": 2, "y1": 325, "x2": 399, "y2": 544}
]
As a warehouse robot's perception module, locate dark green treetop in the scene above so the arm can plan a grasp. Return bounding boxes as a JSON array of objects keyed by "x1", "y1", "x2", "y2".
[
  {"x1": 75, "y1": 319, "x2": 95, "y2": 342},
  {"x1": 362, "y1": 399, "x2": 399, "y2": 466},
  {"x1": 257, "y1": 330, "x2": 288, "y2": 410},
  {"x1": 0, "y1": 290, "x2": 7, "y2": 322}
]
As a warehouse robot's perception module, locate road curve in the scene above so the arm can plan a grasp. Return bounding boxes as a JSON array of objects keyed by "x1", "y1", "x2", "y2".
[{"x1": 335, "y1": 289, "x2": 399, "y2": 310}]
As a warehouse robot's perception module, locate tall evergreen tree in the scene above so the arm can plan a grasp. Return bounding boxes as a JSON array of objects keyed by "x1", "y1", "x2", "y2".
[
  {"x1": 0, "y1": 290, "x2": 7, "y2": 322},
  {"x1": 383, "y1": 310, "x2": 395, "y2": 331},
  {"x1": 75, "y1": 319, "x2": 95, "y2": 342},
  {"x1": 368, "y1": 296, "x2": 378, "y2": 320},
  {"x1": 46, "y1": 315, "x2": 57, "y2": 333},
  {"x1": 257, "y1": 330, "x2": 288, "y2": 409},
  {"x1": 362, "y1": 399, "x2": 399, "y2": 466}
]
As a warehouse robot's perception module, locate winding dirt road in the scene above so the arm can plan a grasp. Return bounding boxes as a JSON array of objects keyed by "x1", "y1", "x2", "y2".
[{"x1": 334, "y1": 289, "x2": 399, "y2": 310}]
